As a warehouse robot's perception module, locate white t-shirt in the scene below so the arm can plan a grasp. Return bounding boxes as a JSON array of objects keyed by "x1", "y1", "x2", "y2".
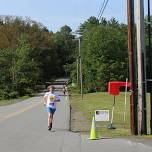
[{"x1": 44, "y1": 92, "x2": 60, "y2": 109}]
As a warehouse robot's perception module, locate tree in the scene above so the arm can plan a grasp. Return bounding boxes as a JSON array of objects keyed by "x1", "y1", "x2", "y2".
[
  {"x1": 69, "y1": 17, "x2": 128, "y2": 92},
  {"x1": 52, "y1": 25, "x2": 76, "y2": 76},
  {"x1": 78, "y1": 16, "x2": 99, "y2": 34},
  {"x1": 15, "y1": 35, "x2": 39, "y2": 96}
]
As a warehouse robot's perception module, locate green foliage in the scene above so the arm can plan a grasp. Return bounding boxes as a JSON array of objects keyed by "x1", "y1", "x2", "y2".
[
  {"x1": 144, "y1": 15, "x2": 152, "y2": 83},
  {"x1": 78, "y1": 16, "x2": 99, "y2": 34},
  {"x1": 0, "y1": 16, "x2": 76, "y2": 100},
  {"x1": 0, "y1": 15, "x2": 129, "y2": 99},
  {"x1": 69, "y1": 17, "x2": 128, "y2": 92}
]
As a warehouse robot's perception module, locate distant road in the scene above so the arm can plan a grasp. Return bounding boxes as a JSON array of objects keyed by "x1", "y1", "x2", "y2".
[{"x1": 0, "y1": 78, "x2": 152, "y2": 152}]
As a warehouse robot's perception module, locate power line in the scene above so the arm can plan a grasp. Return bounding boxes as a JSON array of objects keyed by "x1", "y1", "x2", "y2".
[
  {"x1": 98, "y1": 0, "x2": 110, "y2": 21},
  {"x1": 99, "y1": 0, "x2": 109, "y2": 21},
  {"x1": 97, "y1": 0, "x2": 106, "y2": 19}
]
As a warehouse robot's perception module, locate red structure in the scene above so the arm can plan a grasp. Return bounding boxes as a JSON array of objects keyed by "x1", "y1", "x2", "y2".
[{"x1": 108, "y1": 81, "x2": 131, "y2": 95}]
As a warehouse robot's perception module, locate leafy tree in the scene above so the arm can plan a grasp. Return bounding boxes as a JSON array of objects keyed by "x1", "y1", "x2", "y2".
[
  {"x1": 78, "y1": 16, "x2": 99, "y2": 34},
  {"x1": 53, "y1": 25, "x2": 76, "y2": 76},
  {"x1": 69, "y1": 17, "x2": 128, "y2": 92},
  {"x1": 15, "y1": 35, "x2": 39, "y2": 96}
]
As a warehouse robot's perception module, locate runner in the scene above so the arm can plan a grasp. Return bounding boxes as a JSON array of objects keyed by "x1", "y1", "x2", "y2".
[
  {"x1": 62, "y1": 85, "x2": 66, "y2": 95},
  {"x1": 43, "y1": 85, "x2": 60, "y2": 130},
  {"x1": 64, "y1": 81, "x2": 68, "y2": 94}
]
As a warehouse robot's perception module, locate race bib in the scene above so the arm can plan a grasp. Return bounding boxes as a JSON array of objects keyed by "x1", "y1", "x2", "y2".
[{"x1": 50, "y1": 95, "x2": 55, "y2": 101}]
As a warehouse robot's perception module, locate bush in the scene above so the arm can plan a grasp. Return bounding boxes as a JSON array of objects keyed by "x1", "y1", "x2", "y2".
[
  {"x1": 0, "y1": 89, "x2": 10, "y2": 99},
  {"x1": 0, "y1": 90, "x2": 5, "y2": 100},
  {"x1": 9, "y1": 91, "x2": 19, "y2": 99},
  {"x1": 25, "y1": 88, "x2": 34, "y2": 96}
]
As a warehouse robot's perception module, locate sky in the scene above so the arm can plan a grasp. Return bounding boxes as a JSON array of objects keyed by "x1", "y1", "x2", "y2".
[{"x1": 0, "y1": 0, "x2": 151, "y2": 32}]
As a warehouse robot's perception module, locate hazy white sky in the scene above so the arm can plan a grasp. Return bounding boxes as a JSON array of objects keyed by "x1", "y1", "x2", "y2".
[{"x1": 0, "y1": 0, "x2": 150, "y2": 32}]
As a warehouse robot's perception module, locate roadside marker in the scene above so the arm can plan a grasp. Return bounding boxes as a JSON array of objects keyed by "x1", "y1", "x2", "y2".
[{"x1": 89, "y1": 116, "x2": 98, "y2": 140}]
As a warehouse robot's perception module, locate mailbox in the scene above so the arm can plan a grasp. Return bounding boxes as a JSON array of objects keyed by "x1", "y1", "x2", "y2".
[{"x1": 108, "y1": 81, "x2": 131, "y2": 96}]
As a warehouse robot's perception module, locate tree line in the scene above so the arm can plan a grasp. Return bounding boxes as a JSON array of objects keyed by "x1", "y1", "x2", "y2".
[
  {"x1": 68, "y1": 17, "x2": 128, "y2": 92},
  {"x1": 0, "y1": 15, "x2": 151, "y2": 99},
  {"x1": 0, "y1": 16, "x2": 75, "y2": 99},
  {"x1": 68, "y1": 16, "x2": 152, "y2": 92}
]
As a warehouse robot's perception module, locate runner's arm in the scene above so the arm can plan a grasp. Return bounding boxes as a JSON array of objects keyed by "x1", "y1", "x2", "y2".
[
  {"x1": 54, "y1": 95, "x2": 60, "y2": 102},
  {"x1": 43, "y1": 94, "x2": 47, "y2": 105}
]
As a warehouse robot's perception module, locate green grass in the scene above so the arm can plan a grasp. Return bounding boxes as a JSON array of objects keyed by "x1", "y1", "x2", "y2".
[
  {"x1": 0, "y1": 96, "x2": 30, "y2": 106},
  {"x1": 70, "y1": 90, "x2": 152, "y2": 138}
]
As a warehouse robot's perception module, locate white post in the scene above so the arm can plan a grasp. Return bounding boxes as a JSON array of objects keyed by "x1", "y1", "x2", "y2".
[
  {"x1": 111, "y1": 96, "x2": 116, "y2": 124},
  {"x1": 124, "y1": 78, "x2": 128, "y2": 124}
]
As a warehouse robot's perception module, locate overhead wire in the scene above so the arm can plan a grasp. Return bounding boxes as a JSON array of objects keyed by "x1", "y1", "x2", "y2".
[
  {"x1": 97, "y1": 0, "x2": 106, "y2": 19},
  {"x1": 99, "y1": 0, "x2": 109, "y2": 21},
  {"x1": 98, "y1": 0, "x2": 110, "y2": 21}
]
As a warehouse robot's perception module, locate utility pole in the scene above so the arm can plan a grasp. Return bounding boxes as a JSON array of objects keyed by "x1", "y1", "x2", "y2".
[
  {"x1": 147, "y1": 0, "x2": 152, "y2": 134},
  {"x1": 76, "y1": 58, "x2": 79, "y2": 85},
  {"x1": 127, "y1": 0, "x2": 138, "y2": 135},
  {"x1": 78, "y1": 38, "x2": 83, "y2": 100},
  {"x1": 72, "y1": 33, "x2": 83, "y2": 99},
  {"x1": 136, "y1": 0, "x2": 147, "y2": 135}
]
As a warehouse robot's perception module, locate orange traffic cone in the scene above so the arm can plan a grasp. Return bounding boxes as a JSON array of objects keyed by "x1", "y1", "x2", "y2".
[{"x1": 89, "y1": 116, "x2": 98, "y2": 140}]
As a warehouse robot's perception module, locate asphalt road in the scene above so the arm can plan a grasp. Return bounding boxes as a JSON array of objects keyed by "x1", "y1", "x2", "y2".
[{"x1": 0, "y1": 81, "x2": 152, "y2": 152}]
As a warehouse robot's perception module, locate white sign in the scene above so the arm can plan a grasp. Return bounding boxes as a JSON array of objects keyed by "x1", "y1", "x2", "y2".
[{"x1": 95, "y1": 110, "x2": 109, "y2": 121}]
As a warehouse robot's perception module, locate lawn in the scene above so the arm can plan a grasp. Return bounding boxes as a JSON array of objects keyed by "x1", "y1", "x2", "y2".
[{"x1": 69, "y1": 89, "x2": 152, "y2": 138}]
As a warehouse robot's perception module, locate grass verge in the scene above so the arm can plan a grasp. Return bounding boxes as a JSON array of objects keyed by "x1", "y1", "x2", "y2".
[
  {"x1": 0, "y1": 96, "x2": 30, "y2": 106},
  {"x1": 69, "y1": 88, "x2": 152, "y2": 138}
]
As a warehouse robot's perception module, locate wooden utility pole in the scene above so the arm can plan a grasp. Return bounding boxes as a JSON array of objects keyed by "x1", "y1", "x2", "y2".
[
  {"x1": 76, "y1": 58, "x2": 79, "y2": 85},
  {"x1": 136, "y1": 0, "x2": 147, "y2": 135},
  {"x1": 73, "y1": 34, "x2": 83, "y2": 98},
  {"x1": 78, "y1": 38, "x2": 83, "y2": 100},
  {"x1": 127, "y1": 0, "x2": 138, "y2": 135},
  {"x1": 147, "y1": 0, "x2": 152, "y2": 134}
]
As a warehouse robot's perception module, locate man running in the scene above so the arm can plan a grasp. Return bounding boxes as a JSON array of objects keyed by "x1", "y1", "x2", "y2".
[{"x1": 43, "y1": 85, "x2": 60, "y2": 130}]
